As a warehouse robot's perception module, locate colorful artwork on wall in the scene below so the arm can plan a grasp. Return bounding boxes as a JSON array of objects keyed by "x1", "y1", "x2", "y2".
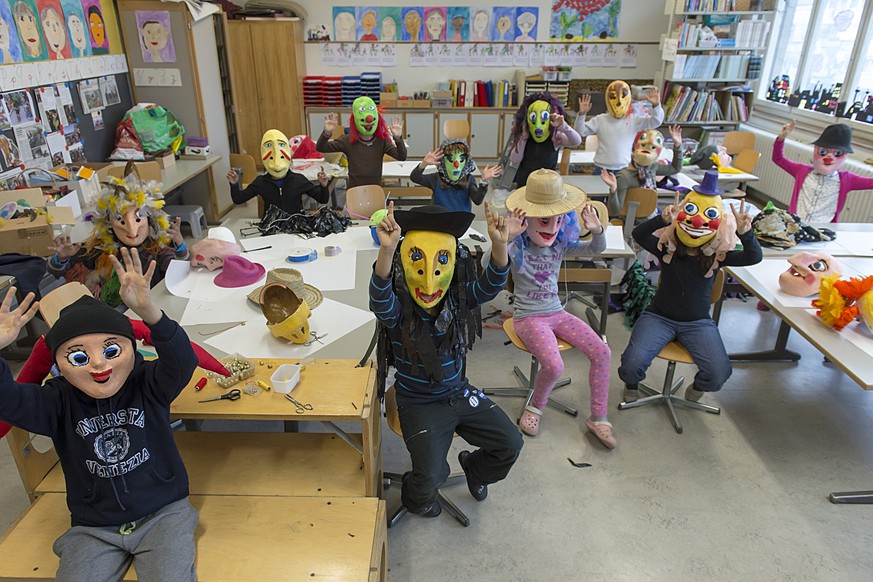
[{"x1": 550, "y1": 0, "x2": 621, "y2": 41}]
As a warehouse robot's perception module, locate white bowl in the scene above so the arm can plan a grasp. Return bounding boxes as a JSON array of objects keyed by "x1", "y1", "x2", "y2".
[{"x1": 270, "y1": 364, "x2": 301, "y2": 394}]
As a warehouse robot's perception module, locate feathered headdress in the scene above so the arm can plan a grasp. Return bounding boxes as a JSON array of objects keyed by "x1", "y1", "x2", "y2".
[{"x1": 90, "y1": 172, "x2": 171, "y2": 254}]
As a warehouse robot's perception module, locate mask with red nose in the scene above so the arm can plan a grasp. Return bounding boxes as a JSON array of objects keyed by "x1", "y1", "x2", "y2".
[{"x1": 812, "y1": 147, "x2": 847, "y2": 175}]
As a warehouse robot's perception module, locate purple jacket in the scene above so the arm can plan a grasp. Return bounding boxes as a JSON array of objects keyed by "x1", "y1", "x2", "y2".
[{"x1": 772, "y1": 138, "x2": 873, "y2": 222}]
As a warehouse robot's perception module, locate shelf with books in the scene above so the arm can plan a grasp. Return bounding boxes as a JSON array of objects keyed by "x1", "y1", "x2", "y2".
[{"x1": 662, "y1": 81, "x2": 752, "y2": 125}]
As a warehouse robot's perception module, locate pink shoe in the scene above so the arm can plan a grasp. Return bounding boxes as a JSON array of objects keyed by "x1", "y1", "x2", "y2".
[
  {"x1": 756, "y1": 300, "x2": 770, "y2": 312},
  {"x1": 519, "y1": 406, "x2": 542, "y2": 436},
  {"x1": 586, "y1": 418, "x2": 617, "y2": 449}
]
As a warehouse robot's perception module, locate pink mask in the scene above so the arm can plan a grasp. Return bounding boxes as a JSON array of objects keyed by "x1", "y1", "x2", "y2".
[
  {"x1": 812, "y1": 147, "x2": 847, "y2": 175},
  {"x1": 778, "y1": 251, "x2": 842, "y2": 297},
  {"x1": 526, "y1": 215, "x2": 563, "y2": 247},
  {"x1": 190, "y1": 238, "x2": 242, "y2": 271}
]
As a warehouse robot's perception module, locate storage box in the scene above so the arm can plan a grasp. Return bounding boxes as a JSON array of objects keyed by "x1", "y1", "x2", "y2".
[
  {"x1": 0, "y1": 189, "x2": 76, "y2": 257},
  {"x1": 395, "y1": 99, "x2": 414, "y2": 108},
  {"x1": 431, "y1": 98, "x2": 453, "y2": 108},
  {"x1": 413, "y1": 100, "x2": 430, "y2": 108},
  {"x1": 432, "y1": 90, "x2": 453, "y2": 99},
  {"x1": 380, "y1": 92, "x2": 398, "y2": 105},
  {"x1": 155, "y1": 152, "x2": 175, "y2": 169}
]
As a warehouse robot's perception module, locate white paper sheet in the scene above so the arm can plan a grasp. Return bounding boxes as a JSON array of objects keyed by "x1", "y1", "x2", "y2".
[
  {"x1": 180, "y1": 295, "x2": 263, "y2": 326},
  {"x1": 204, "y1": 298, "x2": 375, "y2": 359},
  {"x1": 824, "y1": 232, "x2": 873, "y2": 257},
  {"x1": 742, "y1": 259, "x2": 822, "y2": 308},
  {"x1": 605, "y1": 224, "x2": 626, "y2": 253},
  {"x1": 804, "y1": 309, "x2": 873, "y2": 357},
  {"x1": 167, "y1": 259, "x2": 266, "y2": 303}
]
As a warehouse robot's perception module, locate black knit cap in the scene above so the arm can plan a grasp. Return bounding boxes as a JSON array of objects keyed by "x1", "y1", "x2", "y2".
[
  {"x1": 45, "y1": 296, "x2": 136, "y2": 358},
  {"x1": 394, "y1": 205, "x2": 475, "y2": 239},
  {"x1": 812, "y1": 124, "x2": 854, "y2": 153}
]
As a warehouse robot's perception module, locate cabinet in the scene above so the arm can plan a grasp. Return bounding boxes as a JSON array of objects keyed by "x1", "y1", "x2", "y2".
[
  {"x1": 404, "y1": 113, "x2": 436, "y2": 157},
  {"x1": 657, "y1": 0, "x2": 776, "y2": 126},
  {"x1": 118, "y1": 1, "x2": 232, "y2": 220},
  {"x1": 228, "y1": 20, "x2": 306, "y2": 166},
  {"x1": 470, "y1": 113, "x2": 502, "y2": 159}
]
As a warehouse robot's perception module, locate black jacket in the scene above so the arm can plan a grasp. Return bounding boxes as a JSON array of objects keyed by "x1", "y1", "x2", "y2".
[{"x1": 231, "y1": 172, "x2": 329, "y2": 214}]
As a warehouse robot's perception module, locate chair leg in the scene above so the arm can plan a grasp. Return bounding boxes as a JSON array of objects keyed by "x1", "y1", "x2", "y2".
[
  {"x1": 617, "y1": 361, "x2": 720, "y2": 434},
  {"x1": 383, "y1": 472, "x2": 471, "y2": 527},
  {"x1": 486, "y1": 357, "x2": 577, "y2": 418}
]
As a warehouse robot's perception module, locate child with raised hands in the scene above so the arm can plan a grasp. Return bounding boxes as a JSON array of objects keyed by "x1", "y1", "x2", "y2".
[
  {"x1": 410, "y1": 140, "x2": 502, "y2": 212},
  {"x1": 504, "y1": 169, "x2": 614, "y2": 446},
  {"x1": 0, "y1": 247, "x2": 200, "y2": 582},
  {"x1": 618, "y1": 172, "x2": 762, "y2": 404},
  {"x1": 369, "y1": 200, "x2": 526, "y2": 519}
]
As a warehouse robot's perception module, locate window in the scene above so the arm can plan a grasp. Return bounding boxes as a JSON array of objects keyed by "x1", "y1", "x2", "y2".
[{"x1": 760, "y1": 0, "x2": 873, "y2": 130}]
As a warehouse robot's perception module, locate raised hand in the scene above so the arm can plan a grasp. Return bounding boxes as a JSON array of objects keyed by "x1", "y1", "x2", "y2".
[
  {"x1": 50, "y1": 233, "x2": 81, "y2": 260},
  {"x1": 506, "y1": 207, "x2": 527, "y2": 241},
  {"x1": 484, "y1": 200, "x2": 511, "y2": 245},
  {"x1": 167, "y1": 216, "x2": 183, "y2": 248},
  {"x1": 662, "y1": 191, "x2": 682, "y2": 224},
  {"x1": 578, "y1": 94, "x2": 592, "y2": 115},
  {"x1": 227, "y1": 168, "x2": 240, "y2": 184},
  {"x1": 550, "y1": 113, "x2": 565, "y2": 128},
  {"x1": 778, "y1": 119, "x2": 796, "y2": 140},
  {"x1": 0, "y1": 287, "x2": 39, "y2": 351},
  {"x1": 646, "y1": 86, "x2": 661, "y2": 106},
  {"x1": 422, "y1": 148, "x2": 443, "y2": 166},
  {"x1": 600, "y1": 170, "x2": 617, "y2": 192},
  {"x1": 390, "y1": 116, "x2": 404, "y2": 137},
  {"x1": 580, "y1": 204, "x2": 603, "y2": 234},
  {"x1": 376, "y1": 201, "x2": 401, "y2": 249},
  {"x1": 668, "y1": 124, "x2": 682, "y2": 144},
  {"x1": 317, "y1": 169, "x2": 329, "y2": 187},
  {"x1": 731, "y1": 199, "x2": 753, "y2": 235},
  {"x1": 482, "y1": 165, "x2": 503, "y2": 181},
  {"x1": 323, "y1": 112, "x2": 339, "y2": 135},
  {"x1": 108, "y1": 247, "x2": 161, "y2": 324}
]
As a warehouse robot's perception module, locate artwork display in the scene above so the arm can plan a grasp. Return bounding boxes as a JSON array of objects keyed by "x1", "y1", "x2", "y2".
[
  {"x1": 81, "y1": 0, "x2": 107, "y2": 54},
  {"x1": 11, "y1": 0, "x2": 48, "y2": 61},
  {"x1": 37, "y1": 0, "x2": 70, "y2": 60},
  {"x1": 550, "y1": 0, "x2": 621, "y2": 40},
  {"x1": 0, "y1": 0, "x2": 24, "y2": 63},
  {"x1": 355, "y1": 6, "x2": 377, "y2": 42},
  {"x1": 491, "y1": 7, "x2": 515, "y2": 42},
  {"x1": 60, "y1": 0, "x2": 89, "y2": 57},
  {"x1": 332, "y1": 6, "x2": 355, "y2": 42},
  {"x1": 446, "y1": 7, "x2": 468, "y2": 42},
  {"x1": 377, "y1": 7, "x2": 400, "y2": 41},
  {"x1": 135, "y1": 9, "x2": 174, "y2": 63},
  {"x1": 423, "y1": 7, "x2": 446, "y2": 42},
  {"x1": 400, "y1": 7, "x2": 422, "y2": 42}
]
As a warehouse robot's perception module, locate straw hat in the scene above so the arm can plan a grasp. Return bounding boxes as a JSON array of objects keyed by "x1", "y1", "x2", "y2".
[
  {"x1": 505, "y1": 169, "x2": 586, "y2": 218},
  {"x1": 247, "y1": 267, "x2": 323, "y2": 309}
]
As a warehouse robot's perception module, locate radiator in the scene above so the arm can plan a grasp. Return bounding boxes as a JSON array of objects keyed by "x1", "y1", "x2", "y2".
[{"x1": 743, "y1": 126, "x2": 873, "y2": 223}]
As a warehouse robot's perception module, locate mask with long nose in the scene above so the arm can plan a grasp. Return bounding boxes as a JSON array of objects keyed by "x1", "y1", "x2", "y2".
[
  {"x1": 260, "y1": 129, "x2": 291, "y2": 179},
  {"x1": 401, "y1": 230, "x2": 456, "y2": 309}
]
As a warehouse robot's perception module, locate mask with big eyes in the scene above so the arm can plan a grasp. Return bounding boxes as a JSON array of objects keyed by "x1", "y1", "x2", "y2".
[
  {"x1": 631, "y1": 130, "x2": 664, "y2": 167},
  {"x1": 353, "y1": 96, "x2": 379, "y2": 137},
  {"x1": 527, "y1": 100, "x2": 551, "y2": 143},
  {"x1": 56, "y1": 333, "x2": 135, "y2": 399},
  {"x1": 443, "y1": 149, "x2": 467, "y2": 182},
  {"x1": 260, "y1": 129, "x2": 292, "y2": 179},
  {"x1": 526, "y1": 214, "x2": 564, "y2": 248},
  {"x1": 401, "y1": 230, "x2": 456, "y2": 309},
  {"x1": 812, "y1": 147, "x2": 847, "y2": 175},
  {"x1": 110, "y1": 206, "x2": 148, "y2": 246},
  {"x1": 779, "y1": 251, "x2": 843, "y2": 297},
  {"x1": 605, "y1": 80, "x2": 631, "y2": 119},
  {"x1": 675, "y1": 191, "x2": 723, "y2": 248}
]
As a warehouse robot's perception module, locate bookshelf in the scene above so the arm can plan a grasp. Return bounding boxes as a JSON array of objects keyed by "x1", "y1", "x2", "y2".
[{"x1": 657, "y1": 0, "x2": 777, "y2": 126}]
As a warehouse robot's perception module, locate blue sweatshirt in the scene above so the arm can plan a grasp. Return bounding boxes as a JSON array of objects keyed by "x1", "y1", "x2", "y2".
[
  {"x1": 369, "y1": 257, "x2": 509, "y2": 405},
  {"x1": 0, "y1": 313, "x2": 198, "y2": 527}
]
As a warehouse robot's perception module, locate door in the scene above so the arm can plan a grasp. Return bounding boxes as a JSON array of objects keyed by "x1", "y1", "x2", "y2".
[
  {"x1": 470, "y1": 113, "x2": 501, "y2": 161},
  {"x1": 404, "y1": 113, "x2": 435, "y2": 157},
  {"x1": 227, "y1": 22, "x2": 262, "y2": 162},
  {"x1": 251, "y1": 22, "x2": 303, "y2": 140}
]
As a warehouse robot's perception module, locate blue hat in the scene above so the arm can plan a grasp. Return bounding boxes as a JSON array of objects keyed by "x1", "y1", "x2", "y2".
[{"x1": 692, "y1": 170, "x2": 724, "y2": 196}]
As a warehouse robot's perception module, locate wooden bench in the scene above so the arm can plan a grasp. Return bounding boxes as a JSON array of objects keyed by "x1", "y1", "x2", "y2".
[{"x1": 0, "y1": 493, "x2": 387, "y2": 581}]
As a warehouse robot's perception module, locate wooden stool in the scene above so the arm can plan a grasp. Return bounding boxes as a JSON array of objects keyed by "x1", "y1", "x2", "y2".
[{"x1": 484, "y1": 317, "x2": 578, "y2": 420}]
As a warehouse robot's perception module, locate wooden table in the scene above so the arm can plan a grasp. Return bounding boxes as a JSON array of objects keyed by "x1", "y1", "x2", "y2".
[{"x1": 171, "y1": 359, "x2": 383, "y2": 497}]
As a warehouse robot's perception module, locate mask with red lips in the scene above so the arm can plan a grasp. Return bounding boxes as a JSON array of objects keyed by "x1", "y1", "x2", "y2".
[
  {"x1": 526, "y1": 214, "x2": 564, "y2": 247},
  {"x1": 400, "y1": 230, "x2": 456, "y2": 310},
  {"x1": 812, "y1": 147, "x2": 847, "y2": 176},
  {"x1": 56, "y1": 333, "x2": 135, "y2": 400},
  {"x1": 675, "y1": 190, "x2": 723, "y2": 248}
]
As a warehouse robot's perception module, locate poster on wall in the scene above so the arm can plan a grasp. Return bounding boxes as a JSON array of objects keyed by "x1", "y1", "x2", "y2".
[
  {"x1": 135, "y1": 10, "x2": 175, "y2": 63},
  {"x1": 1, "y1": 90, "x2": 36, "y2": 126},
  {"x1": 377, "y1": 7, "x2": 399, "y2": 41},
  {"x1": 515, "y1": 7, "x2": 538, "y2": 42},
  {"x1": 446, "y1": 7, "x2": 468, "y2": 42},
  {"x1": 332, "y1": 6, "x2": 355, "y2": 42},
  {"x1": 60, "y1": 0, "x2": 91, "y2": 57},
  {"x1": 11, "y1": 0, "x2": 49, "y2": 61},
  {"x1": 550, "y1": 0, "x2": 621, "y2": 41},
  {"x1": 423, "y1": 7, "x2": 446, "y2": 42},
  {"x1": 81, "y1": 0, "x2": 108, "y2": 54},
  {"x1": 0, "y1": 0, "x2": 24, "y2": 63},
  {"x1": 355, "y1": 6, "x2": 377, "y2": 41},
  {"x1": 37, "y1": 0, "x2": 71, "y2": 60},
  {"x1": 469, "y1": 8, "x2": 490, "y2": 42},
  {"x1": 400, "y1": 7, "x2": 422, "y2": 42},
  {"x1": 491, "y1": 7, "x2": 515, "y2": 42}
]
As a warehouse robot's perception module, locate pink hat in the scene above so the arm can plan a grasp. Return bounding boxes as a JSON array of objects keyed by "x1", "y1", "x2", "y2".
[{"x1": 213, "y1": 255, "x2": 266, "y2": 288}]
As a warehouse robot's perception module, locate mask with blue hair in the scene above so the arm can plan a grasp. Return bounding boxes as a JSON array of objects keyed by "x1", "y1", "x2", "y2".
[{"x1": 509, "y1": 210, "x2": 581, "y2": 275}]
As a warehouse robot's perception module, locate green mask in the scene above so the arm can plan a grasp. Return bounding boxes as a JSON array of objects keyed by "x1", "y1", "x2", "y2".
[
  {"x1": 443, "y1": 150, "x2": 467, "y2": 182},
  {"x1": 527, "y1": 100, "x2": 551, "y2": 144},
  {"x1": 353, "y1": 96, "x2": 378, "y2": 137}
]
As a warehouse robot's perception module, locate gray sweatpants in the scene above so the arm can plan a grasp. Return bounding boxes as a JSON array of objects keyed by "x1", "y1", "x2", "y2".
[{"x1": 52, "y1": 497, "x2": 198, "y2": 582}]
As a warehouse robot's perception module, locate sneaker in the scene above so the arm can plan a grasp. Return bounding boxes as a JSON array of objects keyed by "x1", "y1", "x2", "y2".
[
  {"x1": 623, "y1": 385, "x2": 640, "y2": 403},
  {"x1": 419, "y1": 501, "x2": 441, "y2": 518},
  {"x1": 685, "y1": 386, "x2": 704, "y2": 402},
  {"x1": 458, "y1": 450, "x2": 488, "y2": 501}
]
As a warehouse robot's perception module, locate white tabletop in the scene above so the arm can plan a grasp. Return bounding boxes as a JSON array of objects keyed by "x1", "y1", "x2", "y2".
[
  {"x1": 381, "y1": 161, "x2": 481, "y2": 179},
  {"x1": 726, "y1": 256, "x2": 873, "y2": 390},
  {"x1": 562, "y1": 174, "x2": 610, "y2": 197}
]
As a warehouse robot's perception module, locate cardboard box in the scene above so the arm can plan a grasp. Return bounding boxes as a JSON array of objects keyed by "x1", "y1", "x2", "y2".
[
  {"x1": 0, "y1": 189, "x2": 76, "y2": 257},
  {"x1": 380, "y1": 92, "x2": 398, "y2": 105},
  {"x1": 155, "y1": 152, "x2": 175, "y2": 169},
  {"x1": 395, "y1": 100, "x2": 414, "y2": 108},
  {"x1": 413, "y1": 100, "x2": 430, "y2": 108}
]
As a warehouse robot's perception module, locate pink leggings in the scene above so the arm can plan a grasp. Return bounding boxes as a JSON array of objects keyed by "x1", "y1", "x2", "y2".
[{"x1": 513, "y1": 310, "x2": 611, "y2": 419}]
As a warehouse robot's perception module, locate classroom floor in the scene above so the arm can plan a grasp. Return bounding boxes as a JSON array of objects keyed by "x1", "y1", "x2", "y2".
[{"x1": 2, "y1": 201, "x2": 873, "y2": 581}]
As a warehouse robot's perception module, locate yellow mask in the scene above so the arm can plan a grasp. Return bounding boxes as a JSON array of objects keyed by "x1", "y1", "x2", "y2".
[
  {"x1": 401, "y1": 230, "x2": 456, "y2": 309},
  {"x1": 605, "y1": 80, "x2": 631, "y2": 119},
  {"x1": 260, "y1": 283, "x2": 312, "y2": 344},
  {"x1": 260, "y1": 129, "x2": 291, "y2": 179},
  {"x1": 675, "y1": 191, "x2": 723, "y2": 248}
]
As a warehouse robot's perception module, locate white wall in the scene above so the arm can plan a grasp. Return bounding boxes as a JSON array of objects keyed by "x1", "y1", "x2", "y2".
[{"x1": 264, "y1": 0, "x2": 668, "y2": 94}]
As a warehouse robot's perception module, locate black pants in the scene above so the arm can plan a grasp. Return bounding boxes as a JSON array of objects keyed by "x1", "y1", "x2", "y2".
[{"x1": 397, "y1": 388, "x2": 523, "y2": 514}]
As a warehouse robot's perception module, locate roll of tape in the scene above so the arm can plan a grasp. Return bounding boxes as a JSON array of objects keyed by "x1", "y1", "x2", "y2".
[
  {"x1": 324, "y1": 245, "x2": 342, "y2": 257},
  {"x1": 286, "y1": 248, "x2": 317, "y2": 263}
]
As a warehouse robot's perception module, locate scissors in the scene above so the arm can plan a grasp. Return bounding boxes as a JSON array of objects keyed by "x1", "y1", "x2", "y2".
[
  {"x1": 284, "y1": 394, "x2": 313, "y2": 413},
  {"x1": 199, "y1": 389, "x2": 241, "y2": 403}
]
